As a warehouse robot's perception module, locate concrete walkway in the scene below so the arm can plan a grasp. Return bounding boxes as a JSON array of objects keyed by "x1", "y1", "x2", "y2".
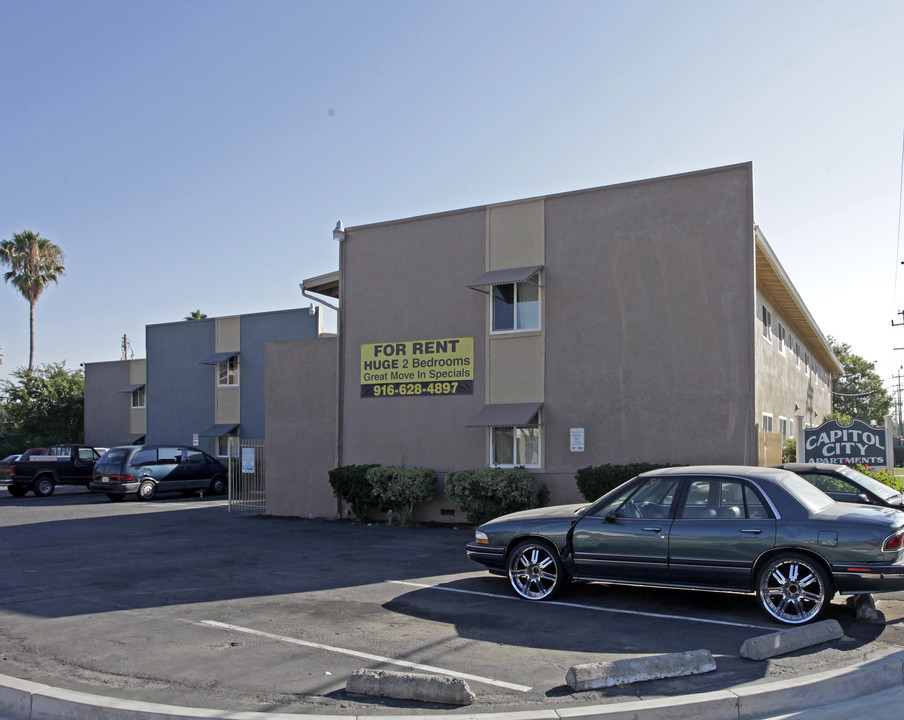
[{"x1": 2, "y1": 647, "x2": 904, "y2": 720}]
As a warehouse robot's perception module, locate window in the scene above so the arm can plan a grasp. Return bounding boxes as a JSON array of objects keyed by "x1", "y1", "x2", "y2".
[
  {"x1": 131, "y1": 386, "x2": 146, "y2": 408},
  {"x1": 185, "y1": 449, "x2": 207, "y2": 465},
  {"x1": 804, "y1": 352, "x2": 810, "y2": 376},
  {"x1": 218, "y1": 356, "x2": 239, "y2": 386},
  {"x1": 779, "y1": 417, "x2": 788, "y2": 442},
  {"x1": 777, "y1": 324, "x2": 786, "y2": 355},
  {"x1": 491, "y1": 411, "x2": 540, "y2": 467},
  {"x1": 795, "y1": 341, "x2": 801, "y2": 368},
  {"x1": 493, "y1": 273, "x2": 540, "y2": 333},
  {"x1": 761, "y1": 305, "x2": 772, "y2": 342},
  {"x1": 217, "y1": 435, "x2": 233, "y2": 458},
  {"x1": 588, "y1": 476, "x2": 681, "y2": 518},
  {"x1": 762, "y1": 413, "x2": 774, "y2": 432},
  {"x1": 680, "y1": 479, "x2": 769, "y2": 519}
]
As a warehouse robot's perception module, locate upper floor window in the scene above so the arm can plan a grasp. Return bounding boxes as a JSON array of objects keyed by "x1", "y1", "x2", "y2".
[
  {"x1": 777, "y1": 324, "x2": 786, "y2": 355},
  {"x1": 761, "y1": 305, "x2": 772, "y2": 342},
  {"x1": 131, "y1": 386, "x2": 146, "y2": 408},
  {"x1": 493, "y1": 273, "x2": 540, "y2": 333},
  {"x1": 218, "y1": 356, "x2": 239, "y2": 386}
]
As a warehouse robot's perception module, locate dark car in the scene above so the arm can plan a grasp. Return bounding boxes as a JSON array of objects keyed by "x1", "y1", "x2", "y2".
[
  {"x1": 466, "y1": 465, "x2": 904, "y2": 625},
  {"x1": 0, "y1": 454, "x2": 21, "y2": 481},
  {"x1": 776, "y1": 462, "x2": 904, "y2": 508},
  {"x1": 89, "y1": 445, "x2": 228, "y2": 501}
]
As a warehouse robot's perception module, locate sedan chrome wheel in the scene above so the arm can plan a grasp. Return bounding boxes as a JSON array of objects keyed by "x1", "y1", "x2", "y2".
[
  {"x1": 757, "y1": 554, "x2": 830, "y2": 624},
  {"x1": 508, "y1": 540, "x2": 566, "y2": 600}
]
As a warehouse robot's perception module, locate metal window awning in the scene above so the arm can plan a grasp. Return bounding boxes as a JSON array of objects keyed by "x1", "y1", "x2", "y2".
[
  {"x1": 467, "y1": 265, "x2": 543, "y2": 290},
  {"x1": 467, "y1": 402, "x2": 543, "y2": 427},
  {"x1": 117, "y1": 383, "x2": 146, "y2": 393},
  {"x1": 198, "y1": 423, "x2": 239, "y2": 437},
  {"x1": 199, "y1": 351, "x2": 239, "y2": 365}
]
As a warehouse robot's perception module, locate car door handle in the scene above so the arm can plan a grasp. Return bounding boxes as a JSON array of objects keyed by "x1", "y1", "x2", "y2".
[
  {"x1": 642, "y1": 527, "x2": 662, "y2": 533},
  {"x1": 740, "y1": 529, "x2": 763, "y2": 534}
]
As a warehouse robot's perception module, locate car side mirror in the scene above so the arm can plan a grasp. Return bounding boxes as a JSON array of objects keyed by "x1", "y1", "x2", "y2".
[
  {"x1": 605, "y1": 512, "x2": 618, "y2": 523},
  {"x1": 857, "y1": 493, "x2": 873, "y2": 504}
]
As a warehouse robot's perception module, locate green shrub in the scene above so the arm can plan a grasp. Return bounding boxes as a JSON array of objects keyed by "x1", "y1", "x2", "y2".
[
  {"x1": 851, "y1": 463, "x2": 904, "y2": 493},
  {"x1": 328, "y1": 464, "x2": 380, "y2": 521},
  {"x1": 782, "y1": 439, "x2": 797, "y2": 463},
  {"x1": 367, "y1": 466, "x2": 437, "y2": 525},
  {"x1": 445, "y1": 467, "x2": 549, "y2": 526},
  {"x1": 574, "y1": 463, "x2": 678, "y2": 502}
]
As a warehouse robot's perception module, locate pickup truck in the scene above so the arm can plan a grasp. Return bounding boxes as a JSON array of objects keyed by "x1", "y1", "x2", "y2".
[{"x1": 7, "y1": 445, "x2": 104, "y2": 497}]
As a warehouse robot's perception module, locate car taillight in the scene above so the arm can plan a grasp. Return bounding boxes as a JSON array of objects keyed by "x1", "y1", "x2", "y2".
[
  {"x1": 8, "y1": 465, "x2": 14, "y2": 475},
  {"x1": 882, "y1": 529, "x2": 904, "y2": 552}
]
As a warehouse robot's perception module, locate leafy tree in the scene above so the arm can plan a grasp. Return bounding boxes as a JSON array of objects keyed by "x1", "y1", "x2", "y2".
[
  {"x1": 829, "y1": 338, "x2": 892, "y2": 425},
  {"x1": 0, "y1": 363, "x2": 84, "y2": 451},
  {"x1": 185, "y1": 309, "x2": 208, "y2": 320},
  {"x1": 0, "y1": 231, "x2": 66, "y2": 371}
]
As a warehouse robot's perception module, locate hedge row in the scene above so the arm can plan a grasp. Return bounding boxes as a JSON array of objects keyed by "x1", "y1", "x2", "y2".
[{"x1": 329, "y1": 462, "x2": 673, "y2": 525}]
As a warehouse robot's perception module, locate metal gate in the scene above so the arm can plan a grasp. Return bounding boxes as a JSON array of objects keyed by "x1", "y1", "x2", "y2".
[{"x1": 227, "y1": 436, "x2": 266, "y2": 513}]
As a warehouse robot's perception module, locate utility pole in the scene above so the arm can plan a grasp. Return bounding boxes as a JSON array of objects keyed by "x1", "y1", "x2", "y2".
[{"x1": 894, "y1": 366, "x2": 904, "y2": 437}]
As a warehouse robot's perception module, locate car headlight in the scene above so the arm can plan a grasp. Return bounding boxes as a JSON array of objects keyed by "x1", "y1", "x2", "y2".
[{"x1": 474, "y1": 530, "x2": 489, "y2": 545}]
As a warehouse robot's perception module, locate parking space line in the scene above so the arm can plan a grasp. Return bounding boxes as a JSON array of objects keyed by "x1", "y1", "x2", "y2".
[
  {"x1": 199, "y1": 619, "x2": 532, "y2": 692},
  {"x1": 388, "y1": 580, "x2": 775, "y2": 630}
]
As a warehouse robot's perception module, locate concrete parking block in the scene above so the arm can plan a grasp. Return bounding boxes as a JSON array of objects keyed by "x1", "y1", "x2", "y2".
[
  {"x1": 565, "y1": 649, "x2": 716, "y2": 691},
  {"x1": 346, "y1": 669, "x2": 476, "y2": 706},
  {"x1": 740, "y1": 619, "x2": 843, "y2": 660}
]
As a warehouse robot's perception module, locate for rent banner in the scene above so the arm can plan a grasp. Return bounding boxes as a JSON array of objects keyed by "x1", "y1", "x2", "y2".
[{"x1": 360, "y1": 337, "x2": 474, "y2": 398}]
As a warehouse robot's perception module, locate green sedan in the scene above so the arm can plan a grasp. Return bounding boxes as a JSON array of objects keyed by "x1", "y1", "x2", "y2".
[{"x1": 466, "y1": 465, "x2": 904, "y2": 624}]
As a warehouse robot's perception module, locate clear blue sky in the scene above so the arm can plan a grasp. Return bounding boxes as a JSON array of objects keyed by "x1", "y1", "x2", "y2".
[{"x1": 2, "y1": 0, "x2": 904, "y2": 394}]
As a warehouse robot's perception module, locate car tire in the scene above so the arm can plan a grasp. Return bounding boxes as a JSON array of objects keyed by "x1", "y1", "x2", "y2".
[
  {"x1": 209, "y1": 475, "x2": 227, "y2": 496},
  {"x1": 106, "y1": 494, "x2": 125, "y2": 502},
  {"x1": 7, "y1": 484, "x2": 28, "y2": 497},
  {"x1": 137, "y1": 480, "x2": 157, "y2": 501},
  {"x1": 32, "y1": 476, "x2": 55, "y2": 497},
  {"x1": 507, "y1": 539, "x2": 567, "y2": 601},
  {"x1": 756, "y1": 553, "x2": 832, "y2": 624}
]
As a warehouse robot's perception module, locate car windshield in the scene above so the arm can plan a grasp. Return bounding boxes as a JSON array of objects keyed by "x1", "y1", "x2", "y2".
[
  {"x1": 835, "y1": 465, "x2": 902, "y2": 501},
  {"x1": 778, "y1": 471, "x2": 834, "y2": 513}
]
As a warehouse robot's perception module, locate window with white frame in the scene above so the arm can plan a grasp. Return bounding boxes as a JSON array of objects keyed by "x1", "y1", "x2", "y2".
[
  {"x1": 217, "y1": 356, "x2": 239, "y2": 386},
  {"x1": 761, "y1": 305, "x2": 772, "y2": 342},
  {"x1": 493, "y1": 273, "x2": 540, "y2": 333},
  {"x1": 491, "y1": 412, "x2": 541, "y2": 467},
  {"x1": 131, "y1": 386, "x2": 146, "y2": 408},
  {"x1": 795, "y1": 341, "x2": 801, "y2": 368},
  {"x1": 804, "y1": 352, "x2": 810, "y2": 376},
  {"x1": 217, "y1": 434, "x2": 234, "y2": 458},
  {"x1": 778, "y1": 324, "x2": 786, "y2": 355},
  {"x1": 762, "y1": 413, "x2": 774, "y2": 433},
  {"x1": 779, "y1": 416, "x2": 788, "y2": 442}
]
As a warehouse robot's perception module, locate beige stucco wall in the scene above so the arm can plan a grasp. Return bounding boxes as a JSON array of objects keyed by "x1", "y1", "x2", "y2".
[
  {"x1": 333, "y1": 163, "x2": 760, "y2": 512},
  {"x1": 539, "y1": 163, "x2": 758, "y2": 500},
  {"x1": 754, "y1": 289, "x2": 833, "y2": 434},
  {"x1": 265, "y1": 337, "x2": 338, "y2": 518},
  {"x1": 215, "y1": 317, "x2": 241, "y2": 424}
]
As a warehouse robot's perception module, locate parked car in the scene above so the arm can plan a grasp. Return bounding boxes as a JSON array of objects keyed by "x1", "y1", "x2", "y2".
[
  {"x1": 89, "y1": 445, "x2": 228, "y2": 501},
  {"x1": 0, "y1": 454, "x2": 21, "y2": 481},
  {"x1": 7, "y1": 445, "x2": 103, "y2": 497},
  {"x1": 466, "y1": 465, "x2": 904, "y2": 625},
  {"x1": 776, "y1": 462, "x2": 904, "y2": 508}
]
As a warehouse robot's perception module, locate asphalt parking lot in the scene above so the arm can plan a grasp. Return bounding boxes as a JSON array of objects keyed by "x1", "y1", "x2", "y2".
[{"x1": 3, "y1": 486, "x2": 904, "y2": 715}]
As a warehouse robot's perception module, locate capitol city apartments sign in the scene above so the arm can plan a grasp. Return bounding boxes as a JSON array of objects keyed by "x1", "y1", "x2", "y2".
[{"x1": 800, "y1": 418, "x2": 892, "y2": 471}]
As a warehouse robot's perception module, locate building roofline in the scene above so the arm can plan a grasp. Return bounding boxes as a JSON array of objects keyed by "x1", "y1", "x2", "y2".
[{"x1": 754, "y1": 225, "x2": 842, "y2": 375}]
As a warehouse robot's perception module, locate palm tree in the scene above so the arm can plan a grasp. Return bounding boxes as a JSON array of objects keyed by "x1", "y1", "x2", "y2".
[
  {"x1": 0, "y1": 231, "x2": 66, "y2": 372},
  {"x1": 185, "y1": 309, "x2": 208, "y2": 320}
]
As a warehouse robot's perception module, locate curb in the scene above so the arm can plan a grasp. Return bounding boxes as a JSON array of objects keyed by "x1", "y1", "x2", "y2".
[{"x1": 1, "y1": 649, "x2": 903, "y2": 720}]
